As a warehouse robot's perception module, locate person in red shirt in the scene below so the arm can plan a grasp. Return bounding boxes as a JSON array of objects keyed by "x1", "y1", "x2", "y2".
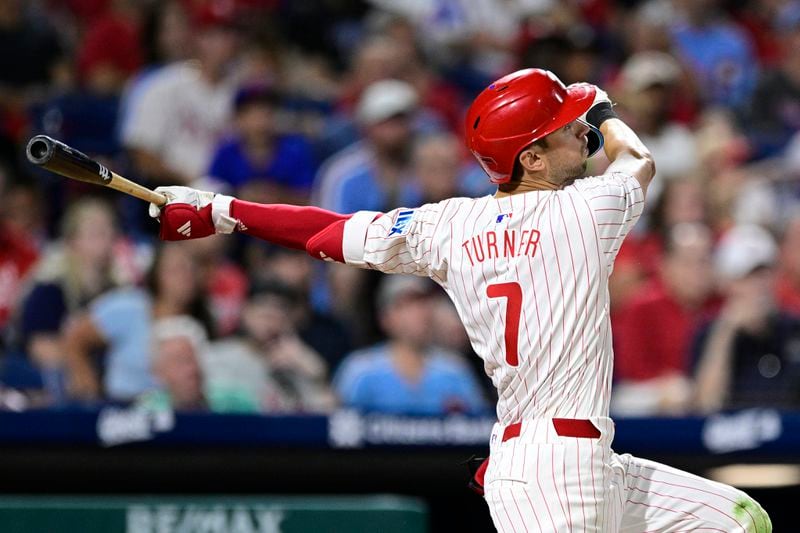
[{"x1": 612, "y1": 222, "x2": 719, "y2": 415}]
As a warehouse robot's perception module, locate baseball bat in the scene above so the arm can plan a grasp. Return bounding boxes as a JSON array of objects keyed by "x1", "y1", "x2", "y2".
[{"x1": 25, "y1": 135, "x2": 167, "y2": 207}]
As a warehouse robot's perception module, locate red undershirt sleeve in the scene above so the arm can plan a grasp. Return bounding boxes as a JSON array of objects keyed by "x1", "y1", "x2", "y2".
[{"x1": 229, "y1": 200, "x2": 380, "y2": 264}]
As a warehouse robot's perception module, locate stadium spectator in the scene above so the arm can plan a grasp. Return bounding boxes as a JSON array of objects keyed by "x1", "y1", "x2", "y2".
[
  {"x1": 314, "y1": 78, "x2": 422, "y2": 214},
  {"x1": 62, "y1": 242, "x2": 212, "y2": 403},
  {"x1": 0, "y1": 184, "x2": 40, "y2": 331},
  {"x1": 16, "y1": 199, "x2": 121, "y2": 397},
  {"x1": 206, "y1": 281, "x2": 335, "y2": 413},
  {"x1": 137, "y1": 315, "x2": 257, "y2": 413},
  {"x1": 624, "y1": 0, "x2": 677, "y2": 55},
  {"x1": 611, "y1": 224, "x2": 718, "y2": 416},
  {"x1": 739, "y1": 4, "x2": 800, "y2": 159},
  {"x1": 333, "y1": 26, "x2": 456, "y2": 128},
  {"x1": 333, "y1": 276, "x2": 488, "y2": 415},
  {"x1": 75, "y1": 0, "x2": 143, "y2": 95},
  {"x1": 611, "y1": 176, "x2": 709, "y2": 310},
  {"x1": 207, "y1": 84, "x2": 317, "y2": 203},
  {"x1": 430, "y1": 293, "x2": 496, "y2": 403},
  {"x1": 365, "y1": 0, "x2": 524, "y2": 86},
  {"x1": 139, "y1": 0, "x2": 193, "y2": 67},
  {"x1": 670, "y1": 0, "x2": 758, "y2": 108},
  {"x1": 241, "y1": 244, "x2": 352, "y2": 370},
  {"x1": 615, "y1": 51, "x2": 697, "y2": 185},
  {"x1": 694, "y1": 224, "x2": 800, "y2": 412},
  {"x1": 775, "y1": 211, "x2": 800, "y2": 315},
  {"x1": 412, "y1": 132, "x2": 492, "y2": 204},
  {"x1": 121, "y1": 1, "x2": 240, "y2": 185},
  {"x1": 0, "y1": 0, "x2": 65, "y2": 159},
  {"x1": 182, "y1": 234, "x2": 248, "y2": 337},
  {"x1": 29, "y1": 1, "x2": 143, "y2": 163},
  {"x1": 517, "y1": 23, "x2": 605, "y2": 89}
]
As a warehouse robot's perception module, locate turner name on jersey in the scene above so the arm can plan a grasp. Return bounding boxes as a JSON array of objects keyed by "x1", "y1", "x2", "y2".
[{"x1": 461, "y1": 227, "x2": 540, "y2": 266}]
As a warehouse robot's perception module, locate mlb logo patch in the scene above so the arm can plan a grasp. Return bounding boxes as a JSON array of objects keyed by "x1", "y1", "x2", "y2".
[
  {"x1": 387, "y1": 209, "x2": 415, "y2": 237},
  {"x1": 496, "y1": 212, "x2": 513, "y2": 223}
]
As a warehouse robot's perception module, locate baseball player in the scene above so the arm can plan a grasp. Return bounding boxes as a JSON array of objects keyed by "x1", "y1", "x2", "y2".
[{"x1": 149, "y1": 69, "x2": 771, "y2": 532}]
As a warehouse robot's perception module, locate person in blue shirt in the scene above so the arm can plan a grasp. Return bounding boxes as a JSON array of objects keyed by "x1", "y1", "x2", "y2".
[
  {"x1": 62, "y1": 242, "x2": 213, "y2": 403},
  {"x1": 208, "y1": 84, "x2": 317, "y2": 203},
  {"x1": 333, "y1": 275, "x2": 488, "y2": 416},
  {"x1": 670, "y1": 0, "x2": 757, "y2": 108},
  {"x1": 312, "y1": 79, "x2": 425, "y2": 214}
]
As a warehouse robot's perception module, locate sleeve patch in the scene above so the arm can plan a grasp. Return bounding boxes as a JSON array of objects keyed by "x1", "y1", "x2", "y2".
[{"x1": 386, "y1": 209, "x2": 416, "y2": 237}]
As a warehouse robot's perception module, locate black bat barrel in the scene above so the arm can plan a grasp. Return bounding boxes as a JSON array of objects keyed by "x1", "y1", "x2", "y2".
[{"x1": 25, "y1": 135, "x2": 112, "y2": 185}]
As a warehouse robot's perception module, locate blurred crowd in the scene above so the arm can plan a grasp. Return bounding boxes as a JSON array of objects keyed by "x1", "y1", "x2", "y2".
[{"x1": 1, "y1": 0, "x2": 800, "y2": 417}]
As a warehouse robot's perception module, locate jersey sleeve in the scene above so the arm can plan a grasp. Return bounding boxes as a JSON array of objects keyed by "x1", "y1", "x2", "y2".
[
  {"x1": 341, "y1": 202, "x2": 448, "y2": 283},
  {"x1": 572, "y1": 172, "x2": 645, "y2": 269}
]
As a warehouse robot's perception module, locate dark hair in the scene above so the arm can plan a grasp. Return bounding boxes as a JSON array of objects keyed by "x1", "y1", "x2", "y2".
[
  {"x1": 145, "y1": 245, "x2": 216, "y2": 337},
  {"x1": 247, "y1": 279, "x2": 301, "y2": 307}
]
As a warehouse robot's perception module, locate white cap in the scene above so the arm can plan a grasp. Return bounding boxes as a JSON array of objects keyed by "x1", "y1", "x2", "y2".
[
  {"x1": 620, "y1": 51, "x2": 681, "y2": 92},
  {"x1": 356, "y1": 79, "x2": 418, "y2": 126},
  {"x1": 715, "y1": 224, "x2": 777, "y2": 280}
]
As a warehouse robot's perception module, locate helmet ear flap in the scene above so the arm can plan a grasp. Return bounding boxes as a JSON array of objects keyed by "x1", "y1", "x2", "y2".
[{"x1": 584, "y1": 122, "x2": 604, "y2": 157}]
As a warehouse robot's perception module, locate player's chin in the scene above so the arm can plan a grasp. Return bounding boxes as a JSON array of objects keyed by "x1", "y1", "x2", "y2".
[{"x1": 568, "y1": 161, "x2": 588, "y2": 179}]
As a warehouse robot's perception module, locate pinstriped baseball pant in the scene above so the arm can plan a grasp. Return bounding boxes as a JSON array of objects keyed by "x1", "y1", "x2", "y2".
[{"x1": 483, "y1": 418, "x2": 771, "y2": 532}]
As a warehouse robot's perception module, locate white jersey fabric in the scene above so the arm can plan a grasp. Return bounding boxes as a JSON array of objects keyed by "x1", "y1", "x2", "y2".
[
  {"x1": 343, "y1": 171, "x2": 644, "y2": 423},
  {"x1": 122, "y1": 62, "x2": 235, "y2": 180}
]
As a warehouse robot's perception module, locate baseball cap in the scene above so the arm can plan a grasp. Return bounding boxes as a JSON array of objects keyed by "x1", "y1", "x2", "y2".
[
  {"x1": 715, "y1": 224, "x2": 777, "y2": 280},
  {"x1": 356, "y1": 79, "x2": 418, "y2": 126},
  {"x1": 376, "y1": 275, "x2": 433, "y2": 312},
  {"x1": 620, "y1": 51, "x2": 681, "y2": 92}
]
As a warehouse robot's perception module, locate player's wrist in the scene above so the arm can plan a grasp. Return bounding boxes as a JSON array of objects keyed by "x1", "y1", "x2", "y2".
[
  {"x1": 586, "y1": 102, "x2": 618, "y2": 129},
  {"x1": 211, "y1": 194, "x2": 238, "y2": 234}
]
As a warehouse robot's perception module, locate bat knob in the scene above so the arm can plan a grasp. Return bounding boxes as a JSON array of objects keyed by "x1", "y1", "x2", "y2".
[{"x1": 26, "y1": 135, "x2": 56, "y2": 165}]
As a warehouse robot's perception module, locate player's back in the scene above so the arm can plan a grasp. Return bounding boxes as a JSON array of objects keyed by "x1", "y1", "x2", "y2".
[{"x1": 434, "y1": 174, "x2": 644, "y2": 423}]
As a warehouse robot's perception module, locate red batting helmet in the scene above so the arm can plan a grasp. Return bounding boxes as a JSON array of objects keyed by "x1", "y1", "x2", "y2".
[{"x1": 465, "y1": 69, "x2": 602, "y2": 184}]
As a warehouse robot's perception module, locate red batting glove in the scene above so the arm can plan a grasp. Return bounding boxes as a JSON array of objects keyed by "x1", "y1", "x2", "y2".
[
  {"x1": 148, "y1": 186, "x2": 237, "y2": 241},
  {"x1": 158, "y1": 203, "x2": 216, "y2": 240}
]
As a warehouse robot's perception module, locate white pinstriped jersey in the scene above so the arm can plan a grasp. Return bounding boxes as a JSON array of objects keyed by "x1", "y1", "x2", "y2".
[{"x1": 342, "y1": 172, "x2": 644, "y2": 424}]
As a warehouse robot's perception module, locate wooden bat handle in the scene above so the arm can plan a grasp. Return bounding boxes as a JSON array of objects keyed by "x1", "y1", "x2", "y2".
[
  {"x1": 26, "y1": 135, "x2": 167, "y2": 207},
  {"x1": 107, "y1": 171, "x2": 167, "y2": 207}
]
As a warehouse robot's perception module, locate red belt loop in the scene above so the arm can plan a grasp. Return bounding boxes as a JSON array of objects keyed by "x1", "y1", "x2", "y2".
[{"x1": 552, "y1": 418, "x2": 601, "y2": 438}]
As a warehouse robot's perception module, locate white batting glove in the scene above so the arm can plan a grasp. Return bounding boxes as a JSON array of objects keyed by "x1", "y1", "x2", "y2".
[{"x1": 148, "y1": 186, "x2": 214, "y2": 218}]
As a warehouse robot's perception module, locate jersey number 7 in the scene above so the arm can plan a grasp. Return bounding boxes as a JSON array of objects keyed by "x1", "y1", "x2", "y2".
[{"x1": 487, "y1": 282, "x2": 522, "y2": 366}]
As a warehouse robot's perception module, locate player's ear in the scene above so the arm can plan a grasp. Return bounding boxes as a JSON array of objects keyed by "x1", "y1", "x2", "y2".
[{"x1": 518, "y1": 147, "x2": 546, "y2": 173}]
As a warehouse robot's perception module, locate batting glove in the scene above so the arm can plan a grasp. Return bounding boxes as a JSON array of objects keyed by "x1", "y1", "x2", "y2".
[
  {"x1": 148, "y1": 186, "x2": 238, "y2": 241},
  {"x1": 572, "y1": 83, "x2": 616, "y2": 128}
]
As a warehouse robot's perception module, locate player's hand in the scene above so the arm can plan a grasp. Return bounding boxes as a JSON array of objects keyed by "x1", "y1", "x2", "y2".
[
  {"x1": 570, "y1": 83, "x2": 614, "y2": 128},
  {"x1": 148, "y1": 186, "x2": 237, "y2": 241}
]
